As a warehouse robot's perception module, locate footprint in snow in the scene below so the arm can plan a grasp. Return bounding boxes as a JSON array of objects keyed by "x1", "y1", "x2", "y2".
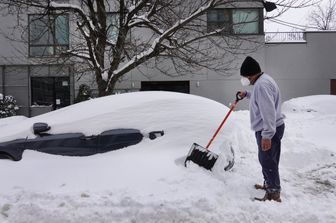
[{"x1": 1, "y1": 203, "x2": 11, "y2": 218}]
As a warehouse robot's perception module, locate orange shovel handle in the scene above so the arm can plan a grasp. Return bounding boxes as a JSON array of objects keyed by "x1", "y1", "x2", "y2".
[{"x1": 205, "y1": 92, "x2": 242, "y2": 149}]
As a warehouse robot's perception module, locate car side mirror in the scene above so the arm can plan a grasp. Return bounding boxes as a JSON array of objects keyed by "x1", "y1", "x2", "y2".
[
  {"x1": 149, "y1": 131, "x2": 164, "y2": 140},
  {"x1": 33, "y1": 122, "x2": 51, "y2": 136}
]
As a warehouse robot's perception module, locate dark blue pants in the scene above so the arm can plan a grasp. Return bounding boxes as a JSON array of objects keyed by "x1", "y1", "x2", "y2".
[{"x1": 255, "y1": 124, "x2": 285, "y2": 193}]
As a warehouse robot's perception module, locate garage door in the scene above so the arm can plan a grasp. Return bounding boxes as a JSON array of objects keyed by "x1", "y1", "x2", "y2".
[{"x1": 141, "y1": 81, "x2": 190, "y2": 93}]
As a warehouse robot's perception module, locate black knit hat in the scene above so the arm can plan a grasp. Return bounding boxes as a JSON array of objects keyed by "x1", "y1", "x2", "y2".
[{"x1": 240, "y1": 56, "x2": 261, "y2": 77}]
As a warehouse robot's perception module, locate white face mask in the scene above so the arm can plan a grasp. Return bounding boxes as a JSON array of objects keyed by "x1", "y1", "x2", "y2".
[{"x1": 240, "y1": 77, "x2": 250, "y2": 86}]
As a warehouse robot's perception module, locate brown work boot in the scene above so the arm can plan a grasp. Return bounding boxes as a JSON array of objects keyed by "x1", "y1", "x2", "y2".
[{"x1": 254, "y1": 192, "x2": 281, "y2": 202}]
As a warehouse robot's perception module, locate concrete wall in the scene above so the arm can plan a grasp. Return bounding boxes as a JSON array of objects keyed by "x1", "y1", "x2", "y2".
[
  {"x1": 264, "y1": 31, "x2": 336, "y2": 103},
  {"x1": 115, "y1": 31, "x2": 336, "y2": 110},
  {"x1": 115, "y1": 35, "x2": 266, "y2": 110},
  {"x1": 3, "y1": 66, "x2": 30, "y2": 116},
  {"x1": 0, "y1": 65, "x2": 74, "y2": 117}
]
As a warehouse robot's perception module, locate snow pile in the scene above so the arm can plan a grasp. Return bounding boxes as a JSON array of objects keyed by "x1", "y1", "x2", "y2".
[
  {"x1": 282, "y1": 95, "x2": 336, "y2": 148},
  {"x1": 0, "y1": 116, "x2": 27, "y2": 128},
  {"x1": 0, "y1": 92, "x2": 336, "y2": 223},
  {"x1": 282, "y1": 94, "x2": 336, "y2": 114}
]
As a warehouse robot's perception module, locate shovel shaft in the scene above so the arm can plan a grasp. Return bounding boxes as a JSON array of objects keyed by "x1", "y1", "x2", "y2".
[{"x1": 205, "y1": 99, "x2": 239, "y2": 149}]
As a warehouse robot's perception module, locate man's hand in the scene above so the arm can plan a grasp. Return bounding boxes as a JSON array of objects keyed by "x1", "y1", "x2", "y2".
[
  {"x1": 261, "y1": 138, "x2": 272, "y2": 151},
  {"x1": 237, "y1": 91, "x2": 247, "y2": 99}
]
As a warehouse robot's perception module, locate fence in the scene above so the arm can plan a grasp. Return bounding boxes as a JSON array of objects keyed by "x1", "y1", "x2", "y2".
[{"x1": 265, "y1": 32, "x2": 306, "y2": 43}]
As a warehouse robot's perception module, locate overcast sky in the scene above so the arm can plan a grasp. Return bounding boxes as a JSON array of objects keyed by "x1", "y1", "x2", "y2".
[{"x1": 264, "y1": 0, "x2": 329, "y2": 32}]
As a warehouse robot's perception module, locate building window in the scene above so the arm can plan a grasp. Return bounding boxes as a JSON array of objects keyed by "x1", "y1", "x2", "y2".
[
  {"x1": 207, "y1": 8, "x2": 262, "y2": 35},
  {"x1": 31, "y1": 77, "x2": 54, "y2": 107},
  {"x1": 29, "y1": 14, "x2": 69, "y2": 57},
  {"x1": 31, "y1": 77, "x2": 70, "y2": 110},
  {"x1": 107, "y1": 12, "x2": 119, "y2": 42},
  {"x1": 232, "y1": 9, "x2": 260, "y2": 34},
  {"x1": 207, "y1": 9, "x2": 231, "y2": 33}
]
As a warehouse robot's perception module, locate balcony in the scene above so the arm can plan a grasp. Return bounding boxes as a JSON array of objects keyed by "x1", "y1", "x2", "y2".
[{"x1": 265, "y1": 32, "x2": 306, "y2": 43}]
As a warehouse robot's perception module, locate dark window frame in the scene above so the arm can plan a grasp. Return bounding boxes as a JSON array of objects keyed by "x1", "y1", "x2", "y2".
[
  {"x1": 31, "y1": 76, "x2": 70, "y2": 110},
  {"x1": 28, "y1": 13, "x2": 70, "y2": 57},
  {"x1": 207, "y1": 8, "x2": 264, "y2": 35}
]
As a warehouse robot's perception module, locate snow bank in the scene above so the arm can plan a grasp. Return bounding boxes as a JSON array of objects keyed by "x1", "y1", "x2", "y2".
[
  {"x1": 0, "y1": 116, "x2": 27, "y2": 128},
  {"x1": 282, "y1": 94, "x2": 336, "y2": 148},
  {"x1": 282, "y1": 94, "x2": 336, "y2": 114},
  {"x1": 0, "y1": 93, "x2": 335, "y2": 223}
]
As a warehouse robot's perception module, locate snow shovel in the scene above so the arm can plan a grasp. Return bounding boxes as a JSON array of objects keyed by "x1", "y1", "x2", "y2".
[{"x1": 184, "y1": 92, "x2": 243, "y2": 171}]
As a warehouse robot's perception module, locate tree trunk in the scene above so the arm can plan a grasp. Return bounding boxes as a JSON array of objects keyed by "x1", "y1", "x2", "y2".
[{"x1": 96, "y1": 70, "x2": 109, "y2": 97}]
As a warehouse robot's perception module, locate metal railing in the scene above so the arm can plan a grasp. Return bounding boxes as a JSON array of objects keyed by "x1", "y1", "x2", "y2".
[{"x1": 265, "y1": 32, "x2": 306, "y2": 43}]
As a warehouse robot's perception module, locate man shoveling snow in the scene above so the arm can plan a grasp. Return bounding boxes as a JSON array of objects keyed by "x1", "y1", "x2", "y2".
[{"x1": 238, "y1": 56, "x2": 285, "y2": 202}]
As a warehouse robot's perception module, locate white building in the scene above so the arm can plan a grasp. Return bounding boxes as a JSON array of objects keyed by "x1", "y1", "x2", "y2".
[{"x1": 0, "y1": 1, "x2": 335, "y2": 117}]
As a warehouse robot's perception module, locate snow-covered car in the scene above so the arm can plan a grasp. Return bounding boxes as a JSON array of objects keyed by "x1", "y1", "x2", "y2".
[
  {"x1": 0, "y1": 91, "x2": 235, "y2": 171},
  {"x1": 0, "y1": 121, "x2": 164, "y2": 161}
]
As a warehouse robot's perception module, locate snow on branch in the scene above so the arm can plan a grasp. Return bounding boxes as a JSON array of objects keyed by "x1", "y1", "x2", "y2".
[
  {"x1": 49, "y1": 1, "x2": 95, "y2": 31},
  {"x1": 128, "y1": 14, "x2": 151, "y2": 27},
  {"x1": 156, "y1": 0, "x2": 216, "y2": 42},
  {"x1": 105, "y1": 0, "x2": 218, "y2": 91},
  {"x1": 127, "y1": 0, "x2": 158, "y2": 28},
  {"x1": 127, "y1": 0, "x2": 151, "y2": 17}
]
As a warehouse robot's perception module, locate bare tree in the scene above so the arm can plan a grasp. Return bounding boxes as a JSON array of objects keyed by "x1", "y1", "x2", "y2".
[
  {"x1": 308, "y1": 0, "x2": 336, "y2": 30},
  {"x1": 0, "y1": 0, "x2": 315, "y2": 96}
]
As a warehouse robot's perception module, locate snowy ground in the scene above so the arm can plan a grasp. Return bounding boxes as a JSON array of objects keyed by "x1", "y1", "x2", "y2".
[{"x1": 0, "y1": 92, "x2": 335, "y2": 223}]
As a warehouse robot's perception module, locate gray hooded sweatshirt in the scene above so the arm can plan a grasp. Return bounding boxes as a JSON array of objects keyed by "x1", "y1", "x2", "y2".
[{"x1": 246, "y1": 73, "x2": 285, "y2": 139}]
